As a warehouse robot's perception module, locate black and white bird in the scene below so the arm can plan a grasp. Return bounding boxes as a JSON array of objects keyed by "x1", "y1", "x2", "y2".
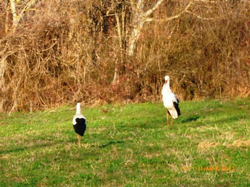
[
  {"x1": 162, "y1": 75, "x2": 181, "y2": 125},
  {"x1": 72, "y1": 103, "x2": 86, "y2": 148}
]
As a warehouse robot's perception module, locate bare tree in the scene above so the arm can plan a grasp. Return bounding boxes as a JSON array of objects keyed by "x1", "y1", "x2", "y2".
[
  {"x1": 5, "y1": 0, "x2": 36, "y2": 33},
  {"x1": 127, "y1": 0, "x2": 197, "y2": 56},
  {"x1": 128, "y1": 0, "x2": 164, "y2": 56}
]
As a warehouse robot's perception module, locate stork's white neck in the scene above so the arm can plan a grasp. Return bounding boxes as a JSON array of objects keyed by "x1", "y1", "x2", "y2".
[
  {"x1": 166, "y1": 80, "x2": 170, "y2": 88},
  {"x1": 76, "y1": 103, "x2": 81, "y2": 114},
  {"x1": 164, "y1": 80, "x2": 172, "y2": 93}
]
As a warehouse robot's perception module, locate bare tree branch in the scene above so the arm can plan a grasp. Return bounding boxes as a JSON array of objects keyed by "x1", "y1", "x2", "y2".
[
  {"x1": 144, "y1": 0, "x2": 164, "y2": 17},
  {"x1": 186, "y1": 10, "x2": 216, "y2": 20},
  {"x1": 155, "y1": 0, "x2": 194, "y2": 22},
  {"x1": 128, "y1": 0, "x2": 166, "y2": 56},
  {"x1": 127, "y1": 0, "x2": 198, "y2": 56},
  {"x1": 9, "y1": 0, "x2": 36, "y2": 33}
]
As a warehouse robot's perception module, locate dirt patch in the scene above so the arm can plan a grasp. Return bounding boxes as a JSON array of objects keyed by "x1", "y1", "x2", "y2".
[
  {"x1": 0, "y1": 155, "x2": 9, "y2": 159},
  {"x1": 198, "y1": 142, "x2": 220, "y2": 149},
  {"x1": 226, "y1": 140, "x2": 250, "y2": 148}
]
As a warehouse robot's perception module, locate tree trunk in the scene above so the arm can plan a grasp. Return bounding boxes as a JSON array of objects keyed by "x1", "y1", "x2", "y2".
[{"x1": 128, "y1": 0, "x2": 164, "y2": 56}]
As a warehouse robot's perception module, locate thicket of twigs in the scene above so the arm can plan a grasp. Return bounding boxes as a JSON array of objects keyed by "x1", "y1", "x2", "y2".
[{"x1": 0, "y1": 0, "x2": 249, "y2": 112}]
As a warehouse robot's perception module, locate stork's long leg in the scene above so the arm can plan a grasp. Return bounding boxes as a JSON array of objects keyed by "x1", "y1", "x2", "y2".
[
  {"x1": 166, "y1": 109, "x2": 169, "y2": 125},
  {"x1": 77, "y1": 134, "x2": 81, "y2": 148}
]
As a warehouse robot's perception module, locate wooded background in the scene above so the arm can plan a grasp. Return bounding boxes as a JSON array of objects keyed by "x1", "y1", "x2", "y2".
[{"x1": 0, "y1": 0, "x2": 249, "y2": 112}]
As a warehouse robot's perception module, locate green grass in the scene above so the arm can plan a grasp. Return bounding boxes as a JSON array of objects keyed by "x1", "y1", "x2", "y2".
[{"x1": 1, "y1": 99, "x2": 250, "y2": 186}]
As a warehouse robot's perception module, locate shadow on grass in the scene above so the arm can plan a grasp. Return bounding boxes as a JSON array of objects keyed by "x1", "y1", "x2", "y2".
[
  {"x1": 181, "y1": 114, "x2": 246, "y2": 127},
  {"x1": 181, "y1": 115, "x2": 199, "y2": 123},
  {"x1": 1, "y1": 142, "x2": 56, "y2": 155},
  {"x1": 1, "y1": 138, "x2": 78, "y2": 155},
  {"x1": 99, "y1": 140, "x2": 124, "y2": 148},
  {"x1": 205, "y1": 115, "x2": 245, "y2": 125},
  {"x1": 2, "y1": 139, "x2": 127, "y2": 155}
]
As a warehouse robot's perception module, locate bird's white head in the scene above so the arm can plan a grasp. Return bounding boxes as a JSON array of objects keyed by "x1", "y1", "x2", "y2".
[
  {"x1": 164, "y1": 75, "x2": 170, "y2": 84},
  {"x1": 164, "y1": 76, "x2": 170, "y2": 81}
]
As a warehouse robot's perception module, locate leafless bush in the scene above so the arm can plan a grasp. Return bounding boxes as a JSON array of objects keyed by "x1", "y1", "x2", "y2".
[{"x1": 0, "y1": 0, "x2": 249, "y2": 112}]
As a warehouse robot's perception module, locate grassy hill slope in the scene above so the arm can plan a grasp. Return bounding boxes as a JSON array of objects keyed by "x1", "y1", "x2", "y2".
[{"x1": 1, "y1": 99, "x2": 250, "y2": 186}]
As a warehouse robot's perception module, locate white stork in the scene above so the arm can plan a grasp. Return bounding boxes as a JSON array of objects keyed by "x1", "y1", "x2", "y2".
[
  {"x1": 72, "y1": 103, "x2": 86, "y2": 148},
  {"x1": 162, "y1": 75, "x2": 181, "y2": 125}
]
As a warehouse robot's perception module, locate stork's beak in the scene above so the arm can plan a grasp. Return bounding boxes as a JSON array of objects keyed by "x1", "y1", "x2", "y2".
[{"x1": 165, "y1": 80, "x2": 168, "y2": 84}]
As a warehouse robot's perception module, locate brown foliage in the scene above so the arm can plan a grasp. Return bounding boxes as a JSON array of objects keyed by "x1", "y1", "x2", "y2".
[{"x1": 0, "y1": 0, "x2": 249, "y2": 112}]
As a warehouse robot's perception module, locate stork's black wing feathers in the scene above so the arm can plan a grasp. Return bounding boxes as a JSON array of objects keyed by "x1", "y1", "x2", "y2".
[
  {"x1": 73, "y1": 118, "x2": 86, "y2": 136},
  {"x1": 173, "y1": 101, "x2": 181, "y2": 116}
]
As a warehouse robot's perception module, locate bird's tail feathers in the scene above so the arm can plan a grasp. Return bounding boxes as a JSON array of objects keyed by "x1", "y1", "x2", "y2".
[{"x1": 169, "y1": 109, "x2": 178, "y2": 119}]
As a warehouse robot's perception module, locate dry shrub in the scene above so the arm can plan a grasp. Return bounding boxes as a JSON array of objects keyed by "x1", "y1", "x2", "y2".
[
  {"x1": 0, "y1": 0, "x2": 249, "y2": 112},
  {"x1": 137, "y1": 1, "x2": 250, "y2": 100}
]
